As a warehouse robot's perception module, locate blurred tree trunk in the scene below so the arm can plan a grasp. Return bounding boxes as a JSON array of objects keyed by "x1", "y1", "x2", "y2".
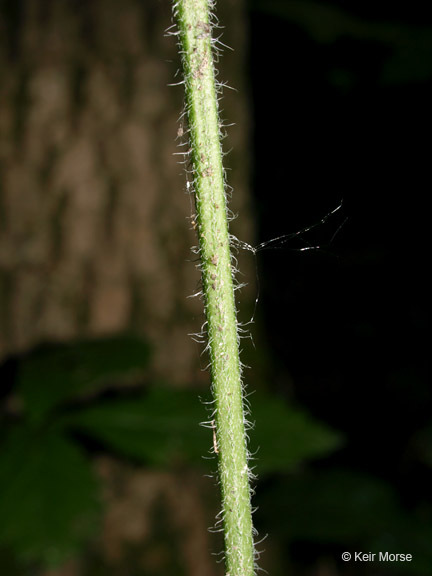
[
  {"x1": 0, "y1": 0, "x2": 253, "y2": 385},
  {"x1": 0, "y1": 1, "x2": 252, "y2": 574}
]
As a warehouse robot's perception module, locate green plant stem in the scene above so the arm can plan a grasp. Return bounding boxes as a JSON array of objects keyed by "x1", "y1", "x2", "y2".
[{"x1": 174, "y1": 0, "x2": 255, "y2": 574}]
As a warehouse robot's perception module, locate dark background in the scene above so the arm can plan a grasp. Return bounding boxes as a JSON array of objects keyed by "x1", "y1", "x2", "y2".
[
  {"x1": 248, "y1": 0, "x2": 430, "y2": 573},
  {"x1": 0, "y1": 1, "x2": 430, "y2": 575}
]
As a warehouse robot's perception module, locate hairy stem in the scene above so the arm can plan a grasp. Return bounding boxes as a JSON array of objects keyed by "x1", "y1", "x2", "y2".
[{"x1": 174, "y1": 0, "x2": 255, "y2": 574}]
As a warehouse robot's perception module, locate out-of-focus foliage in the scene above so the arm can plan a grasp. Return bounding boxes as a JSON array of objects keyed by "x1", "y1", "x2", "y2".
[
  {"x1": 0, "y1": 428, "x2": 99, "y2": 567},
  {"x1": 251, "y1": 0, "x2": 432, "y2": 84},
  {"x1": 249, "y1": 393, "x2": 343, "y2": 474},
  {"x1": 62, "y1": 389, "x2": 343, "y2": 471},
  {"x1": 18, "y1": 336, "x2": 151, "y2": 424},
  {"x1": 257, "y1": 469, "x2": 432, "y2": 575},
  {"x1": 260, "y1": 469, "x2": 401, "y2": 542},
  {"x1": 0, "y1": 336, "x2": 342, "y2": 568},
  {"x1": 60, "y1": 388, "x2": 208, "y2": 467},
  {"x1": 0, "y1": 335, "x2": 150, "y2": 566}
]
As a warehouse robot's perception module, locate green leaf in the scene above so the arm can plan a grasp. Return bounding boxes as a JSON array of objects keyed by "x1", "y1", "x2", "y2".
[
  {"x1": 62, "y1": 388, "x2": 342, "y2": 471},
  {"x1": 250, "y1": 394, "x2": 344, "y2": 474},
  {"x1": 17, "y1": 335, "x2": 150, "y2": 423},
  {"x1": 0, "y1": 427, "x2": 100, "y2": 566},
  {"x1": 259, "y1": 469, "x2": 402, "y2": 543},
  {"x1": 61, "y1": 387, "x2": 208, "y2": 466},
  {"x1": 370, "y1": 514, "x2": 432, "y2": 576},
  {"x1": 258, "y1": 468, "x2": 432, "y2": 574}
]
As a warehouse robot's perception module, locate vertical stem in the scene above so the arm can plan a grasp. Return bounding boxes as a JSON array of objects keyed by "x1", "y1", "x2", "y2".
[{"x1": 174, "y1": 1, "x2": 255, "y2": 574}]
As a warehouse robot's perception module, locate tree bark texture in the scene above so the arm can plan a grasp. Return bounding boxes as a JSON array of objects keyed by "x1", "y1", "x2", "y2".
[
  {"x1": 0, "y1": 2, "x2": 252, "y2": 573},
  {"x1": 0, "y1": 0, "x2": 253, "y2": 386}
]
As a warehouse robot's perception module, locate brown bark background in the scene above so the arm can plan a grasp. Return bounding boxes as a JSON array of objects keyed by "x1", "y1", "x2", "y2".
[
  {"x1": 0, "y1": 0, "x2": 254, "y2": 383},
  {"x1": 0, "y1": 0, "x2": 253, "y2": 574}
]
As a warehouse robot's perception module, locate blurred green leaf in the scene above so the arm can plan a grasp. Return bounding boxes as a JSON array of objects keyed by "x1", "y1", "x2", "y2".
[
  {"x1": 0, "y1": 380, "x2": 344, "y2": 568},
  {"x1": 259, "y1": 469, "x2": 402, "y2": 543},
  {"x1": 17, "y1": 336, "x2": 150, "y2": 423},
  {"x1": 250, "y1": 394, "x2": 343, "y2": 474},
  {"x1": 61, "y1": 387, "x2": 208, "y2": 466},
  {"x1": 367, "y1": 508, "x2": 432, "y2": 576},
  {"x1": 0, "y1": 427, "x2": 99, "y2": 566},
  {"x1": 62, "y1": 388, "x2": 342, "y2": 471},
  {"x1": 258, "y1": 468, "x2": 432, "y2": 574},
  {"x1": 370, "y1": 512, "x2": 432, "y2": 576}
]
